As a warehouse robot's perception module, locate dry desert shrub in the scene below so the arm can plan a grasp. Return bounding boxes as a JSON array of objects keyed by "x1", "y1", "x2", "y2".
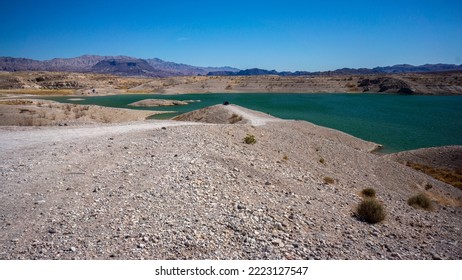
[
  {"x1": 361, "y1": 187, "x2": 376, "y2": 198},
  {"x1": 244, "y1": 134, "x2": 256, "y2": 145},
  {"x1": 323, "y1": 176, "x2": 335, "y2": 184},
  {"x1": 356, "y1": 199, "x2": 386, "y2": 224},
  {"x1": 228, "y1": 113, "x2": 243, "y2": 124},
  {"x1": 408, "y1": 193, "x2": 433, "y2": 210}
]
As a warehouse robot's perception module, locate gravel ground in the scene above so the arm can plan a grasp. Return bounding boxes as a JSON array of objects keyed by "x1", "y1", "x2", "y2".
[{"x1": 0, "y1": 105, "x2": 461, "y2": 260}]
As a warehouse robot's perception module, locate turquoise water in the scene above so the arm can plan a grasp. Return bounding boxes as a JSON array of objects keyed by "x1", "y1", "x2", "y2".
[{"x1": 43, "y1": 93, "x2": 462, "y2": 153}]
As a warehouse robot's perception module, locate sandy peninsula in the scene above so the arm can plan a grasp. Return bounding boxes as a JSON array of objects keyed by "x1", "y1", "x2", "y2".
[
  {"x1": 0, "y1": 98, "x2": 167, "y2": 126},
  {"x1": 128, "y1": 99, "x2": 188, "y2": 107},
  {"x1": 0, "y1": 103, "x2": 460, "y2": 260}
]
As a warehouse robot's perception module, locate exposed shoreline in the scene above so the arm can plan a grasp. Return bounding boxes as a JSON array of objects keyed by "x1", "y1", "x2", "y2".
[
  {"x1": 0, "y1": 98, "x2": 171, "y2": 126},
  {"x1": 1, "y1": 71, "x2": 462, "y2": 96},
  {"x1": 1, "y1": 95, "x2": 459, "y2": 154},
  {"x1": 0, "y1": 103, "x2": 461, "y2": 260}
]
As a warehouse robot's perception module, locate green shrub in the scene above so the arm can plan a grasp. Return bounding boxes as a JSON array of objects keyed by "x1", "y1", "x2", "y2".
[
  {"x1": 408, "y1": 193, "x2": 433, "y2": 210},
  {"x1": 356, "y1": 199, "x2": 386, "y2": 224},
  {"x1": 361, "y1": 188, "x2": 376, "y2": 198},
  {"x1": 244, "y1": 134, "x2": 256, "y2": 145}
]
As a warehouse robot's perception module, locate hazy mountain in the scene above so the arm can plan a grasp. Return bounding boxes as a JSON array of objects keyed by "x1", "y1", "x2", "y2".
[
  {"x1": 1, "y1": 55, "x2": 461, "y2": 76},
  {"x1": 0, "y1": 55, "x2": 239, "y2": 77},
  {"x1": 146, "y1": 58, "x2": 239, "y2": 76},
  {"x1": 207, "y1": 68, "x2": 279, "y2": 76},
  {"x1": 0, "y1": 57, "x2": 46, "y2": 71},
  {"x1": 44, "y1": 55, "x2": 136, "y2": 71},
  {"x1": 373, "y1": 64, "x2": 462, "y2": 73},
  {"x1": 272, "y1": 64, "x2": 462, "y2": 76},
  {"x1": 90, "y1": 58, "x2": 169, "y2": 77},
  {"x1": 208, "y1": 64, "x2": 462, "y2": 76}
]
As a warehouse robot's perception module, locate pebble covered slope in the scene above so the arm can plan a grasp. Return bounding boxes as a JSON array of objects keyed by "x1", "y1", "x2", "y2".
[{"x1": 0, "y1": 105, "x2": 461, "y2": 259}]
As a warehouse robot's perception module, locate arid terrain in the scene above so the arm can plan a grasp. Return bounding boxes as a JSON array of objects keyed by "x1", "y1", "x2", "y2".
[
  {"x1": 0, "y1": 103, "x2": 461, "y2": 260},
  {"x1": 0, "y1": 98, "x2": 165, "y2": 126},
  {"x1": 0, "y1": 70, "x2": 461, "y2": 260},
  {"x1": 1, "y1": 70, "x2": 462, "y2": 96}
]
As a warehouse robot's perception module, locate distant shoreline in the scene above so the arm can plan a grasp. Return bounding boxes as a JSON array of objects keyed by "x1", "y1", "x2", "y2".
[
  {"x1": 1, "y1": 70, "x2": 462, "y2": 96},
  {"x1": 3, "y1": 93, "x2": 461, "y2": 153}
]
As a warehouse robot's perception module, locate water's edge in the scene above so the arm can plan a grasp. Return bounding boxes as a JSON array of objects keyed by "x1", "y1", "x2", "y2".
[{"x1": 40, "y1": 93, "x2": 462, "y2": 153}]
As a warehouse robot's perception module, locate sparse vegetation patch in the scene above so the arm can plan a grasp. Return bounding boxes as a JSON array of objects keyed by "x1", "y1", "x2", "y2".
[
  {"x1": 228, "y1": 113, "x2": 243, "y2": 124},
  {"x1": 408, "y1": 193, "x2": 434, "y2": 210},
  {"x1": 323, "y1": 176, "x2": 335, "y2": 184},
  {"x1": 361, "y1": 187, "x2": 376, "y2": 198},
  {"x1": 356, "y1": 199, "x2": 386, "y2": 224},
  {"x1": 0, "y1": 100, "x2": 33, "y2": 105},
  {"x1": 406, "y1": 162, "x2": 462, "y2": 190},
  {"x1": 244, "y1": 134, "x2": 256, "y2": 145}
]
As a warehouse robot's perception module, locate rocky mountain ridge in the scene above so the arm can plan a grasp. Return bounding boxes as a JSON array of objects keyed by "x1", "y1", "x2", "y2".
[
  {"x1": 0, "y1": 55, "x2": 239, "y2": 77},
  {"x1": 208, "y1": 65, "x2": 462, "y2": 77},
  {"x1": 1, "y1": 55, "x2": 461, "y2": 77}
]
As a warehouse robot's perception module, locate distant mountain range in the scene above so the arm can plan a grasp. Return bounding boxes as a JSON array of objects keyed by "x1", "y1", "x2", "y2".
[
  {"x1": 0, "y1": 55, "x2": 239, "y2": 77},
  {"x1": 1, "y1": 55, "x2": 461, "y2": 77},
  {"x1": 208, "y1": 64, "x2": 462, "y2": 76}
]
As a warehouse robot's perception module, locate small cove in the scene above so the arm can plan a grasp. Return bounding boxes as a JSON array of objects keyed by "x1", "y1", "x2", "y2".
[{"x1": 43, "y1": 93, "x2": 462, "y2": 153}]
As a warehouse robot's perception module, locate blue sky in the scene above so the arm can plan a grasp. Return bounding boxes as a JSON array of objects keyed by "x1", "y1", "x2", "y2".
[{"x1": 1, "y1": 0, "x2": 461, "y2": 71}]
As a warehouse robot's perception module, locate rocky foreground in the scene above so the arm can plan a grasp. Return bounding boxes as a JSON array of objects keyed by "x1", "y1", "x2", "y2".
[{"x1": 0, "y1": 105, "x2": 461, "y2": 260}]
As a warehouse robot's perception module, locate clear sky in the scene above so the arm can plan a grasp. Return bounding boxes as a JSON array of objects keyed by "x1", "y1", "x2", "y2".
[{"x1": 1, "y1": 0, "x2": 461, "y2": 71}]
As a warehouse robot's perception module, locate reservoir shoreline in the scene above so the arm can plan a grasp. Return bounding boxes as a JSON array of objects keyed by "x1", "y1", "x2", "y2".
[{"x1": 35, "y1": 93, "x2": 462, "y2": 153}]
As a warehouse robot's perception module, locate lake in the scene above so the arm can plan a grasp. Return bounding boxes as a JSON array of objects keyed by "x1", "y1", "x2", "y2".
[{"x1": 43, "y1": 93, "x2": 462, "y2": 153}]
